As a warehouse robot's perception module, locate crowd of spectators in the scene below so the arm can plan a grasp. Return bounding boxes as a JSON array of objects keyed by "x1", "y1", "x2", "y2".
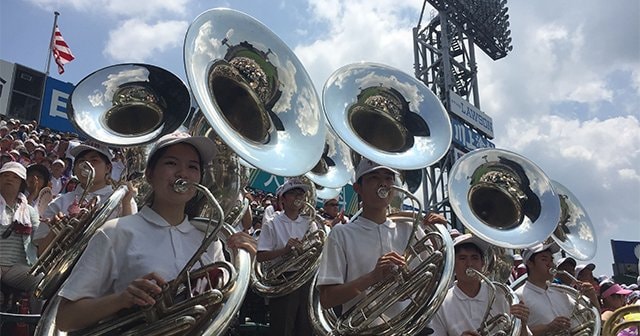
[{"x1": 0, "y1": 117, "x2": 87, "y2": 201}]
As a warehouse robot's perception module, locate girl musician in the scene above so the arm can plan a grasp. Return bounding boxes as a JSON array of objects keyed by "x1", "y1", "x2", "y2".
[
  {"x1": 55, "y1": 132, "x2": 256, "y2": 331},
  {"x1": 33, "y1": 142, "x2": 137, "y2": 253}
]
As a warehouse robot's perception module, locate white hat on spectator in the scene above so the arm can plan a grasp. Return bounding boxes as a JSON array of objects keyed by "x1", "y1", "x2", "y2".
[
  {"x1": 0, "y1": 161, "x2": 27, "y2": 180},
  {"x1": 52, "y1": 159, "x2": 66, "y2": 167},
  {"x1": 575, "y1": 263, "x2": 596, "y2": 277}
]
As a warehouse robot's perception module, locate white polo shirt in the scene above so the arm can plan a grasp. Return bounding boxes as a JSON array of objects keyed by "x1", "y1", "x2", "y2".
[
  {"x1": 59, "y1": 206, "x2": 224, "y2": 301},
  {"x1": 33, "y1": 185, "x2": 137, "y2": 242},
  {"x1": 261, "y1": 204, "x2": 276, "y2": 226},
  {"x1": 429, "y1": 281, "x2": 512, "y2": 335},
  {"x1": 316, "y1": 215, "x2": 418, "y2": 321},
  {"x1": 257, "y1": 212, "x2": 316, "y2": 270},
  {"x1": 515, "y1": 281, "x2": 574, "y2": 329}
]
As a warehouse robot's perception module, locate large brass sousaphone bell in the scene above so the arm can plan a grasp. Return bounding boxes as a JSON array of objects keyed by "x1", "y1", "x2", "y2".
[
  {"x1": 448, "y1": 148, "x2": 561, "y2": 248},
  {"x1": 67, "y1": 63, "x2": 191, "y2": 146},
  {"x1": 547, "y1": 180, "x2": 597, "y2": 260},
  {"x1": 184, "y1": 8, "x2": 326, "y2": 177},
  {"x1": 323, "y1": 62, "x2": 452, "y2": 170},
  {"x1": 305, "y1": 127, "x2": 354, "y2": 189}
]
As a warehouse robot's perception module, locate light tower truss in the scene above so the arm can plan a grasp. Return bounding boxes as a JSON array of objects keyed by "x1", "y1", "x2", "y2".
[{"x1": 413, "y1": 0, "x2": 512, "y2": 230}]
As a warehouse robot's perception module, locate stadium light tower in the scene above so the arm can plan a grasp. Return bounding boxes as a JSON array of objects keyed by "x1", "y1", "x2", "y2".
[{"x1": 413, "y1": 0, "x2": 512, "y2": 230}]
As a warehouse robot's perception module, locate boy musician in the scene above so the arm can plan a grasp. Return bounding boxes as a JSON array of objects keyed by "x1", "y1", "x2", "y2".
[
  {"x1": 256, "y1": 178, "x2": 316, "y2": 336},
  {"x1": 515, "y1": 243, "x2": 598, "y2": 335},
  {"x1": 317, "y1": 159, "x2": 420, "y2": 324},
  {"x1": 429, "y1": 233, "x2": 531, "y2": 336}
]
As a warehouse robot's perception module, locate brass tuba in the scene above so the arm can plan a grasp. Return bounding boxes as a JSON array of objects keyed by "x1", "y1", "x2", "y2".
[
  {"x1": 545, "y1": 269, "x2": 602, "y2": 336},
  {"x1": 183, "y1": 8, "x2": 326, "y2": 178},
  {"x1": 447, "y1": 148, "x2": 565, "y2": 336},
  {"x1": 602, "y1": 304, "x2": 640, "y2": 336},
  {"x1": 251, "y1": 177, "x2": 327, "y2": 297},
  {"x1": 451, "y1": 149, "x2": 600, "y2": 336},
  {"x1": 311, "y1": 62, "x2": 455, "y2": 335},
  {"x1": 183, "y1": 7, "x2": 329, "y2": 301},
  {"x1": 35, "y1": 179, "x2": 251, "y2": 336},
  {"x1": 30, "y1": 63, "x2": 191, "y2": 302}
]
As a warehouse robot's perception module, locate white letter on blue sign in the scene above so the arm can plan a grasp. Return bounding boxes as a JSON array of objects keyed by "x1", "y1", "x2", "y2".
[{"x1": 50, "y1": 90, "x2": 69, "y2": 119}]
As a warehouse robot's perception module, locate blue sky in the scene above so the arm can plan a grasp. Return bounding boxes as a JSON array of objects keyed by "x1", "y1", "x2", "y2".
[{"x1": 2, "y1": 0, "x2": 639, "y2": 279}]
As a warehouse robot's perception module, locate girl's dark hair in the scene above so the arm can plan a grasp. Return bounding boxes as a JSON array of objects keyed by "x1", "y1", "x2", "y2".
[{"x1": 146, "y1": 143, "x2": 205, "y2": 219}]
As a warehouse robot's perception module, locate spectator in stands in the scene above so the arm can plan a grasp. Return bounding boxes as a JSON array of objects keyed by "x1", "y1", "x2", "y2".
[
  {"x1": 0, "y1": 162, "x2": 41, "y2": 311},
  {"x1": 50, "y1": 159, "x2": 68, "y2": 196}
]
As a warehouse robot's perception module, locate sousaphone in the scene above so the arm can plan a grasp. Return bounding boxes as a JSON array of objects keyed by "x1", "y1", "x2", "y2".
[
  {"x1": 34, "y1": 64, "x2": 194, "y2": 335},
  {"x1": 311, "y1": 63, "x2": 455, "y2": 335},
  {"x1": 184, "y1": 7, "x2": 329, "y2": 304},
  {"x1": 447, "y1": 148, "x2": 563, "y2": 335},
  {"x1": 323, "y1": 62, "x2": 452, "y2": 170},
  {"x1": 547, "y1": 180, "x2": 597, "y2": 260},
  {"x1": 448, "y1": 148, "x2": 561, "y2": 248},
  {"x1": 184, "y1": 7, "x2": 326, "y2": 177}
]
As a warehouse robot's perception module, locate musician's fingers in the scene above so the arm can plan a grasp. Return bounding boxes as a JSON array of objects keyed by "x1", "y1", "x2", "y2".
[
  {"x1": 126, "y1": 283, "x2": 156, "y2": 306},
  {"x1": 380, "y1": 252, "x2": 406, "y2": 266},
  {"x1": 141, "y1": 272, "x2": 167, "y2": 288}
]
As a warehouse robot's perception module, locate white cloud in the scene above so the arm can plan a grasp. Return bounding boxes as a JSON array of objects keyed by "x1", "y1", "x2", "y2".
[
  {"x1": 103, "y1": 19, "x2": 188, "y2": 62},
  {"x1": 501, "y1": 115, "x2": 640, "y2": 172},
  {"x1": 566, "y1": 82, "x2": 613, "y2": 103},
  {"x1": 295, "y1": 1, "x2": 422, "y2": 90}
]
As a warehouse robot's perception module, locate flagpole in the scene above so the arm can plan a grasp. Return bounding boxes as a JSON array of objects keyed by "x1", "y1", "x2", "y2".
[{"x1": 45, "y1": 11, "x2": 60, "y2": 76}]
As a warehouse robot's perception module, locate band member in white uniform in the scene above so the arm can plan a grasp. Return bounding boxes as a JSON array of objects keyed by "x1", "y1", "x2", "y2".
[
  {"x1": 55, "y1": 132, "x2": 256, "y2": 332},
  {"x1": 256, "y1": 178, "x2": 317, "y2": 336},
  {"x1": 33, "y1": 142, "x2": 137, "y2": 254},
  {"x1": 316, "y1": 159, "x2": 419, "y2": 324},
  {"x1": 515, "y1": 243, "x2": 598, "y2": 335},
  {"x1": 429, "y1": 233, "x2": 531, "y2": 336}
]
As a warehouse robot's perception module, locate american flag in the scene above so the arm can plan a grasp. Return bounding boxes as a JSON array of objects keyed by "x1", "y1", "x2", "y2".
[{"x1": 52, "y1": 25, "x2": 75, "y2": 74}]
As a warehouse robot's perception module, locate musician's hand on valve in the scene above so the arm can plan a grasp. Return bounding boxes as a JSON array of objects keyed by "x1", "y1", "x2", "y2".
[
  {"x1": 285, "y1": 238, "x2": 303, "y2": 252},
  {"x1": 120, "y1": 272, "x2": 166, "y2": 308},
  {"x1": 546, "y1": 316, "x2": 571, "y2": 332},
  {"x1": 227, "y1": 232, "x2": 257, "y2": 257},
  {"x1": 510, "y1": 302, "x2": 530, "y2": 325},
  {"x1": 371, "y1": 251, "x2": 405, "y2": 282},
  {"x1": 423, "y1": 212, "x2": 447, "y2": 226}
]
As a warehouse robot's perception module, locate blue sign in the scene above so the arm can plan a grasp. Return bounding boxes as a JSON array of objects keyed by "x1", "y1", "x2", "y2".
[
  {"x1": 611, "y1": 240, "x2": 640, "y2": 264},
  {"x1": 40, "y1": 77, "x2": 76, "y2": 133},
  {"x1": 247, "y1": 170, "x2": 359, "y2": 215},
  {"x1": 451, "y1": 118, "x2": 495, "y2": 151}
]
